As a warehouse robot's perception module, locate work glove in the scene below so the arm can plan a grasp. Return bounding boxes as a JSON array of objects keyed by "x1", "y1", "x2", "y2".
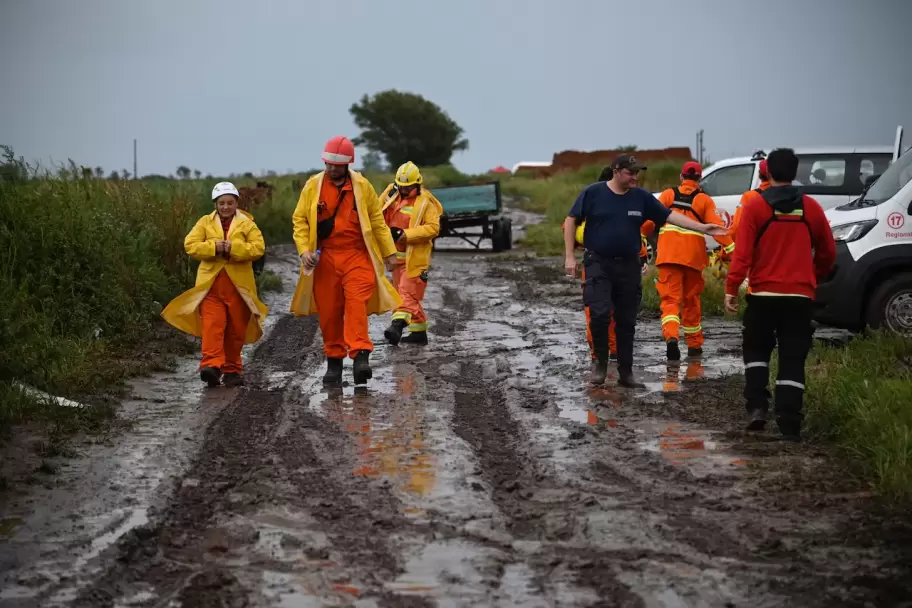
[{"x1": 390, "y1": 227, "x2": 404, "y2": 242}]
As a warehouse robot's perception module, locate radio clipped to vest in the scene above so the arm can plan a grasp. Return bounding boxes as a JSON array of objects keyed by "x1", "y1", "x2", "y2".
[{"x1": 670, "y1": 187, "x2": 706, "y2": 223}]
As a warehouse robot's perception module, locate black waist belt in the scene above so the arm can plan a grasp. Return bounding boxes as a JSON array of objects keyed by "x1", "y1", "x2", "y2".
[{"x1": 585, "y1": 249, "x2": 639, "y2": 262}]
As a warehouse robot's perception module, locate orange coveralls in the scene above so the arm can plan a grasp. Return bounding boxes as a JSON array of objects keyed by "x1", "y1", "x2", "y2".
[
  {"x1": 313, "y1": 178, "x2": 377, "y2": 359},
  {"x1": 199, "y1": 215, "x2": 252, "y2": 374},
  {"x1": 385, "y1": 192, "x2": 428, "y2": 332},
  {"x1": 731, "y1": 180, "x2": 770, "y2": 295},
  {"x1": 643, "y1": 181, "x2": 734, "y2": 349}
]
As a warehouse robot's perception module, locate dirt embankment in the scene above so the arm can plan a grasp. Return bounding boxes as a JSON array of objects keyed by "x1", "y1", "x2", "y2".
[{"x1": 2, "y1": 240, "x2": 911, "y2": 607}]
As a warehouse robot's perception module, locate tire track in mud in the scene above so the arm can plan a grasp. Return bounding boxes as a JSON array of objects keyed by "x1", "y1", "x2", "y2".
[{"x1": 74, "y1": 315, "x2": 324, "y2": 607}]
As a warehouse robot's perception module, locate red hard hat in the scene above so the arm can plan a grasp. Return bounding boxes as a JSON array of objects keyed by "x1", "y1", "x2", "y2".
[
  {"x1": 322, "y1": 136, "x2": 355, "y2": 165},
  {"x1": 759, "y1": 159, "x2": 769, "y2": 178},
  {"x1": 681, "y1": 161, "x2": 702, "y2": 178}
]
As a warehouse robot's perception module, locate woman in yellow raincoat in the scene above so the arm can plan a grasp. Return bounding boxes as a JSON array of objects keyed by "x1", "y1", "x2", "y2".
[{"x1": 161, "y1": 182, "x2": 269, "y2": 387}]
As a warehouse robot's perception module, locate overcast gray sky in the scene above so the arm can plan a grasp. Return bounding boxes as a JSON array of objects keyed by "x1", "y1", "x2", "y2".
[{"x1": 2, "y1": 0, "x2": 911, "y2": 177}]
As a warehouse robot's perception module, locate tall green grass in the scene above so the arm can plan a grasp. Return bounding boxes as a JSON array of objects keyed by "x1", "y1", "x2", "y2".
[{"x1": 801, "y1": 332, "x2": 912, "y2": 500}]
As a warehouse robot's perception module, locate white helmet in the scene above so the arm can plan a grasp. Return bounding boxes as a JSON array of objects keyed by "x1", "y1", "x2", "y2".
[{"x1": 211, "y1": 181, "x2": 239, "y2": 200}]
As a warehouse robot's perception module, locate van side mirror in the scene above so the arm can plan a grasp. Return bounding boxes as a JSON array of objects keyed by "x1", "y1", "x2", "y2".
[{"x1": 864, "y1": 174, "x2": 881, "y2": 188}]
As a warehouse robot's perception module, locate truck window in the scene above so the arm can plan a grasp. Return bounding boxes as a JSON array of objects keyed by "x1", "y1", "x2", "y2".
[
  {"x1": 862, "y1": 149, "x2": 912, "y2": 205},
  {"x1": 699, "y1": 164, "x2": 754, "y2": 197},
  {"x1": 797, "y1": 153, "x2": 893, "y2": 196}
]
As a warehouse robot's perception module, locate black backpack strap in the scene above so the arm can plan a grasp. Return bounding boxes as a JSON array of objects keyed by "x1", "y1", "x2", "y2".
[
  {"x1": 754, "y1": 192, "x2": 812, "y2": 248},
  {"x1": 670, "y1": 187, "x2": 705, "y2": 224}
]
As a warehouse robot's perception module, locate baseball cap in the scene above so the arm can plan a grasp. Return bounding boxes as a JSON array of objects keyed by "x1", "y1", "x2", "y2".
[
  {"x1": 681, "y1": 161, "x2": 702, "y2": 178},
  {"x1": 611, "y1": 154, "x2": 647, "y2": 172},
  {"x1": 211, "y1": 181, "x2": 240, "y2": 200}
]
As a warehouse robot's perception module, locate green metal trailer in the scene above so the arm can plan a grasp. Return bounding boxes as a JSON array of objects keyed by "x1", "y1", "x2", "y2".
[{"x1": 430, "y1": 181, "x2": 512, "y2": 252}]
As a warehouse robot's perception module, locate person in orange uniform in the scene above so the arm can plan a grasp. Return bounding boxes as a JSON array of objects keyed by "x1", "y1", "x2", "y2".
[
  {"x1": 161, "y1": 182, "x2": 268, "y2": 388},
  {"x1": 379, "y1": 161, "x2": 443, "y2": 346},
  {"x1": 642, "y1": 162, "x2": 735, "y2": 360},
  {"x1": 291, "y1": 136, "x2": 400, "y2": 386},
  {"x1": 567, "y1": 167, "x2": 650, "y2": 363},
  {"x1": 731, "y1": 159, "x2": 771, "y2": 240}
]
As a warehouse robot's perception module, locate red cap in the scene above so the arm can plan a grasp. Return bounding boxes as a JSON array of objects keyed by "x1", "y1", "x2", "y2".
[
  {"x1": 322, "y1": 136, "x2": 355, "y2": 165},
  {"x1": 681, "y1": 161, "x2": 702, "y2": 179},
  {"x1": 759, "y1": 159, "x2": 769, "y2": 179}
]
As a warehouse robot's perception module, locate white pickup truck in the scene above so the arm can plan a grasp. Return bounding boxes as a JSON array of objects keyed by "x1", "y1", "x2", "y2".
[{"x1": 646, "y1": 130, "x2": 903, "y2": 260}]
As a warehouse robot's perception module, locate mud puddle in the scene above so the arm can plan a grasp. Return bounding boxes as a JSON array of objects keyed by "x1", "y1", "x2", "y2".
[{"x1": 4, "y1": 229, "x2": 912, "y2": 606}]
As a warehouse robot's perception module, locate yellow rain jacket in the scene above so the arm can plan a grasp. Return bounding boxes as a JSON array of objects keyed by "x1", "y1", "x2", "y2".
[
  {"x1": 290, "y1": 170, "x2": 401, "y2": 316},
  {"x1": 161, "y1": 211, "x2": 269, "y2": 343},
  {"x1": 379, "y1": 184, "x2": 443, "y2": 278}
]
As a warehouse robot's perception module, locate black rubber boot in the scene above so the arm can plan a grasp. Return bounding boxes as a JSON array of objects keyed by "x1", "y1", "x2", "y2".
[
  {"x1": 618, "y1": 367, "x2": 646, "y2": 389},
  {"x1": 777, "y1": 418, "x2": 802, "y2": 442},
  {"x1": 666, "y1": 339, "x2": 681, "y2": 361},
  {"x1": 322, "y1": 358, "x2": 343, "y2": 385},
  {"x1": 384, "y1": 319, "x2": 407, "y2": 346},
  {"x1": 352, "y1": 351, "x2": 372, "y2": 385},
  {"x1": 200, "y1": 367, "x2": 221, "y2": 388},
  {"x1": 746, "y1": 408, "x2": 767, "y2": 431},
  {"x1": 222, "y1": 372, "x2": 244, "y2": 388},
  {"x1": 590, "y1": 359, "x2": 609, "y2": 385},
  {"x1": 401, "y1": 331, "x2": 428, "y2": 345},
  {"x1": 609, "y1": 352, "x2": 618, "y2": 362},
  {"x1": 687, "y1": 346, "x2": 703, "y2": 358}
]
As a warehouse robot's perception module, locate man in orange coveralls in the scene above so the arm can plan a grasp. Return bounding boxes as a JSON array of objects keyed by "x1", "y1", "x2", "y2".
[
  {"x1": 565, "y1": 167, "x2": 649, "y2": 364},
  {"x1": 290, "y1": 136, "x2": 400, "y2": 386},
  {"x1": 378, "y1": 161, "x2": 443, "y2": 346},
  {"x1": 642, "y1": 162, "x2": 734, "y2": 360},
  {"x1": 731, "y1": 158, "x2": 771, "y2": 240},
  {"x1": 161, "y1": 182, "x2": 268, "y2": 388}
]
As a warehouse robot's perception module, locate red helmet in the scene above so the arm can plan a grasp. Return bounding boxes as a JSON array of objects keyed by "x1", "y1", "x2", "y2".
[
  {"x1": 322, "y1": 136, "x2": 355, "y2": 165},
  {"x1": 759, "y1": 159, "x2": 769, "y2": 179},
  {"x1": 681, "y1": 161, "x2": 702, "y2": 179}
]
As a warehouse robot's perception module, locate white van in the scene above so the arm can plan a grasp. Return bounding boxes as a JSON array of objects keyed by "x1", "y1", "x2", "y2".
[{"x1": 815, "y1": 127, "x2": 912, "y2": 336}]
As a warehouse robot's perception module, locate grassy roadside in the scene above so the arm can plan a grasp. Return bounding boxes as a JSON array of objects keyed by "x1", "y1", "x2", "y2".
[{"x1": 800, "y1": 332, "x2": 912, "y2": 501}]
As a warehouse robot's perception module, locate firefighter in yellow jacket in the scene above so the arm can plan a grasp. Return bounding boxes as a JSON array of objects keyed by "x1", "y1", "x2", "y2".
[
  {"x1": 379, "y1": 161, "x2": 443, "y2": 346},
  {"x1": 161, "y1": 182, "x2": 269, "y2": 388}
]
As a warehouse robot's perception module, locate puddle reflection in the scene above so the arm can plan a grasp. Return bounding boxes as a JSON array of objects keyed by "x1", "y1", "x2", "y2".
[{"x1": 317, "y1": 365, "x2": 438, "y2": 502}]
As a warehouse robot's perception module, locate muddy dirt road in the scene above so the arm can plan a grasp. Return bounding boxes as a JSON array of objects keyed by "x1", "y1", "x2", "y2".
[{"x1": 3, "y1": 229, "x2": 912, "y2": 607}]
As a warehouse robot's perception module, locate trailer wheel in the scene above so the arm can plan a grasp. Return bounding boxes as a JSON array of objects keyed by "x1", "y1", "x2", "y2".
[
  {"x1": 865, "y1": 272, "x2": 912, "y2": 337},
  {"x1": 253, "y1": 254, "x2": 266, "y2": 277},
  {"x1": 492, "y1": 217, "x2": 513, "y2": 252}
]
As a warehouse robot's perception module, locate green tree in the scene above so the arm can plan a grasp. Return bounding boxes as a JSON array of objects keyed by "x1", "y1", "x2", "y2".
[
  {"x1": 108, "y1": 170, "x2": 120, "y2": 180},
  {"x1": 194, "y1": 169, "x2": 202, "y2": 179},
  {"x1": 176, "y1": 166, "x2": 191, "y2": 179},
  {"x1": 349, "y1": 90, "x2": 469, "y2": 168},
  {"x1": 361, "y1": 150, "x2": 385, "y2": 172},
  {"x1": 94, "y1": 166, "x2": 104, "y2": 179}
]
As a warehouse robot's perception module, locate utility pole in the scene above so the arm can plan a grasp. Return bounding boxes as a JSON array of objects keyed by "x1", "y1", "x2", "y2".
[
  {"x1": 133, "y1": 139, "x2": 138, "y2": 179},
  {"x1": 695, "y1": 129, "x2": 705, "y2": 164}
]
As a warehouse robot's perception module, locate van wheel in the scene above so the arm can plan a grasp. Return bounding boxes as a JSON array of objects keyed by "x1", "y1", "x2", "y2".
[{"x1": 865, "y1": 272, "x2": 912, "y2": 337}]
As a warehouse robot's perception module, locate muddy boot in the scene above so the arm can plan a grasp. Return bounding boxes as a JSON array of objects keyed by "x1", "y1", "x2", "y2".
[
  {"x1": 745, "y1": 408, "x2": 767, "y2": 431},
  {"x1": 384, "y1": 319, "x2": 407, "y2": 346},
  {"x1": 352, "y1": 351, "x2": 372, "y2": 385},
  {"x1": 200, "y1": 366, "x2": 221, "y2": 388},
  {"x1": 618, "y1": 367, "x2": 646, "y2": 389},
  {"x1": 777, "y1": 418, "x2": 802, "y2": 443},
  {"x1": 401, "y1": 331, "x2": 428, "y2": 345},
  {"x1": 666, "y1": 339, "x2": 681, "y2": 361},
  {"x1": 322, "y1": 358, "x2": 343, "y2": 385},
  {"x1": 590, "y1": 359, "x2": 609, "y2": 385},
  {"x1": 222, "y1": 372, "x2": 244, "y2": 388},
  {"x1": 687, "y1": 346, "x2": 703, "y2": 358}
]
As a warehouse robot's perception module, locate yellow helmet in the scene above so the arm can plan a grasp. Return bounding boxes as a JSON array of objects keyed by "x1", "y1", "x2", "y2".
[
  {"x1": 575, "y1": 221, "x2": 585, "y2": 245},
  {"x1": 394, "y1": 161, "x2": 423, "y2": 187}
]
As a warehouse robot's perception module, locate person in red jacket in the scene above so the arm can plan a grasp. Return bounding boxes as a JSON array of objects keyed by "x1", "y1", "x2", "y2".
[{"x1": 724, "y1": 148, "x2": 836, "y2": 441}]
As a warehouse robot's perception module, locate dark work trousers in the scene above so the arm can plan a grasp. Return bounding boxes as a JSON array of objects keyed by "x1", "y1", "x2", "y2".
[
  {"x1": 742, "y1": 295, "x2": 814, "y2": 432},
  {"x1": 582, "y1": 251, "x2": 642, "y2": 371}
]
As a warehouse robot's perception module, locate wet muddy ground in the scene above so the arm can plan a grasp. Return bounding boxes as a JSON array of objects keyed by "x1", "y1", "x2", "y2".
[{"x1": 2, "y1": 215, "x2": 912, "y2": 607}]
